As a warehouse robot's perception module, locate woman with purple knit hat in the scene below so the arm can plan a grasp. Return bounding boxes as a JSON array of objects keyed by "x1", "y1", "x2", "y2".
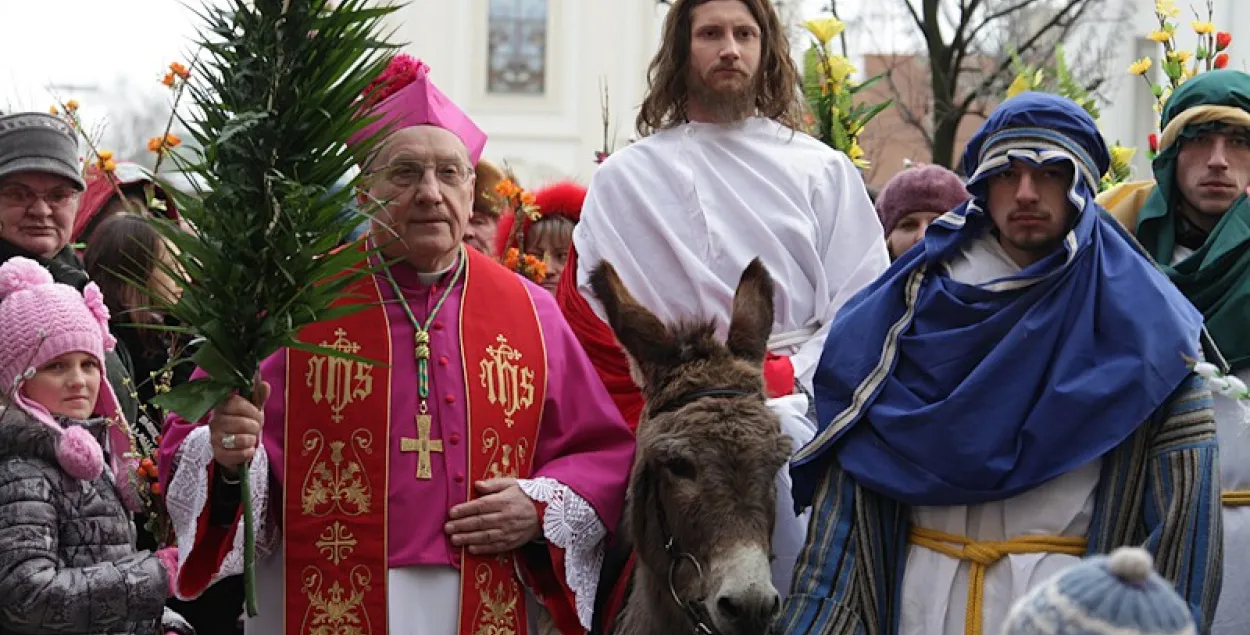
[{"x1": 876, "y1": 164, "x2": 971, "y2": 260}]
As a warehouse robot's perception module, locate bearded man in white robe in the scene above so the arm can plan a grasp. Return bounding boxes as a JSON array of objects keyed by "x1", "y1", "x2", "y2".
[{"x1": 555, "y1": 0, "x2": 889, "y2": 599}]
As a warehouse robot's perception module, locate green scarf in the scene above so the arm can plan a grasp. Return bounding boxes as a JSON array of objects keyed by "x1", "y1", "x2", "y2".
[{"x1": 1137, "y1": 70, "x2": 1250, "y2": 370}]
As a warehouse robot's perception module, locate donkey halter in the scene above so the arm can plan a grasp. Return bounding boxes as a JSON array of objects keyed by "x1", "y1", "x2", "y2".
[{"x1": 648, "y1": 387, "x2": 758, "y2": 635}]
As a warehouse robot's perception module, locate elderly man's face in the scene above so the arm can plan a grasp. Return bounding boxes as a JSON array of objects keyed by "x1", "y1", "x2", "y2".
[
  {"x1": 463, "y1": 207, "x2": 499, "y2": 256},
  {"x1": 363, "y1": 126, "x2": 475, "y2": 272},
  {"x1": 1176, "y1": 129, "x2": 1250, "y2": 231},
  {"x1": 985, "y1": 159, "x2": 1075, "y2": 268},
  {"x1": 0, "y1": 172, "x2": 80, "y2": 258}
]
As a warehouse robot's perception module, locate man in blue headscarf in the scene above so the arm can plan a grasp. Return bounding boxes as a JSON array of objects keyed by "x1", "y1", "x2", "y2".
[{"x1": 776, "y1": 93, "x2": 1222, "y2": 635}]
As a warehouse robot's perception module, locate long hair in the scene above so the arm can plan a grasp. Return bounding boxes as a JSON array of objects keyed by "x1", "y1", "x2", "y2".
[
  {"x1": 83, "y1": 214, "x2": 166, "y2": 342},
  {"x1": 636, "y1": 0, "x2": 802, "y2": 137}
]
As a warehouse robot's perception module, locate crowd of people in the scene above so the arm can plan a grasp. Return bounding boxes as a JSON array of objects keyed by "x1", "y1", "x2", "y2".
[{"x1": 1, "y1": 0, "x2": 1249, "y2": 634}]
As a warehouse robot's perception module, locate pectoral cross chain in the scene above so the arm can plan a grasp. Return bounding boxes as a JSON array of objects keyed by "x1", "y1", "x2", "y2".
[
  {"x1": 400, "y1": 410, "x2": 442, "y2": 480},
  {"x1": 382, "y1": 247, "x2": 466, "y2": 483}
]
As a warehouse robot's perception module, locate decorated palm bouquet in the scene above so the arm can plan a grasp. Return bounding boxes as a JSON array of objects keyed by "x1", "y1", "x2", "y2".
[
  {"x1": 801, "y1": 17, "x2": 892, "y2": 169},
  {"x1": 123, "y1": 0, "x2": 400, "y2": 615}
]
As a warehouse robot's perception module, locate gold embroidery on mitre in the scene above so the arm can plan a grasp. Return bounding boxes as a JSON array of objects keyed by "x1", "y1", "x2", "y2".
[
  {"x1": 480, "y1": 429, "x2": 529, "y2": 480},
  {"x1": 478, "y1": 334, "x2": 536, "y2": 428},
  {"x1": 472, "y1": 562, "x2": 521, "y2": 635},
  {"x1": 301, "y1": 565, "x2": 374, "y2": 635},
  {"x1": 301, "y1": 429, "x2": 374, "y2": 517},
  {"x1": 305, "y1": 328, "x2": 376, "y2": 423},
  {"x1": 315, "y1": 521, "x2": 358, "y2": 566}
]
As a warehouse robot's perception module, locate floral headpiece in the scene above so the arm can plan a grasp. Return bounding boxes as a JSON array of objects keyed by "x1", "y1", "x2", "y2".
[{"x1": 494, "y1": 179, "x2": 547, "y2": 284}]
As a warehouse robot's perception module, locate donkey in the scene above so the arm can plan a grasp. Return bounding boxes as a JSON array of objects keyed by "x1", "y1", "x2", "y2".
[{"x1": 588, "y1": 258, "x2": 793, "y2": 635}]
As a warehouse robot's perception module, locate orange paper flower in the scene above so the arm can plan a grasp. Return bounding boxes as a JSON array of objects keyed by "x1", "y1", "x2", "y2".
[
  {"x1": 65, "y1": 99, "x2": 79, "y2": 112},
  {"x1": 495, "y1": 179, "x2": 522, "y2": 199},
  {"x1": 169, "y1": 61, "x2": 190, "y2": 79},
  {"x1": 48, "y1": 105, "x2": 59, "y2": 115}
]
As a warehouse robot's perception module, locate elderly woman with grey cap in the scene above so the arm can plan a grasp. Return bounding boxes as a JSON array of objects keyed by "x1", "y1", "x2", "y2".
[
  {"x1": 875, "y1": 164, "x2": 971, "y2": 260},
  {"x1": 0, "y1": 112, "x2": 139, "y2": 430}
]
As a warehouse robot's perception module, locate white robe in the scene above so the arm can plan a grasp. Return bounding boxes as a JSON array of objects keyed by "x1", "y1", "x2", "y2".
[
  {"x1": 573, "y1": 117, "x2": 890, "y2": 594},
  {"x1": 901, "y1": 234, "x2": 1101, "y2": 635},
  {"x1": 1173, "y1": 246, "x2": 1250, "y2": 635}
]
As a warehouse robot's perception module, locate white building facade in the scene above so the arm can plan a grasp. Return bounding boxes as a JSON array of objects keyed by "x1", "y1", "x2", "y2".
[{"x1": 383, "y1": 0, "x2": 669, "y2": 187}]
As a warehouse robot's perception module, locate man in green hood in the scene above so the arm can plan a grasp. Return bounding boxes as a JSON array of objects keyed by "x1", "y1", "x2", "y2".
[{"x1": 1098, "y1": 68, "x2": 1250, "y2": 635}]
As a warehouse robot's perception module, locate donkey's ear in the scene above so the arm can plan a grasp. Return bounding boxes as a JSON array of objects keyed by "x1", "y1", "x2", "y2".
[
  {"x1": 589, "y1": 259, "x2": 676, "y2": 372},
  {"x1": 726, "y1": 258, "x2": 775, "y2": 365}
]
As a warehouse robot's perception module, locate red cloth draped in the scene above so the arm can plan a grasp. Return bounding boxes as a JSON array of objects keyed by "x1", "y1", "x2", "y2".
[{"x1": 555, "y1": 246, "x2": 645, "y2": 431}]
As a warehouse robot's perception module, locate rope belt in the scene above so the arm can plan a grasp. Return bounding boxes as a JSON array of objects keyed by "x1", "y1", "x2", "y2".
[
  {"x1": 1223, "y1": 490, "x2": 1250, "y2": 507},
  {"x1": 908, "y1": 526, "x2": 1088, "y2": 635}
]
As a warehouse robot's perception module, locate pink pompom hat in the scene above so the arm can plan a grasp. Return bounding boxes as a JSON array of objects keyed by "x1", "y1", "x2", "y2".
[{"x1": 0, "y1": 257, "x2": 139, "y2": 502}]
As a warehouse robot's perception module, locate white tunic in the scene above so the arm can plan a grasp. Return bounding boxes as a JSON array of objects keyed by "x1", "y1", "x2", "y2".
[
  {"x1": 1173, "y1": 246, "x2": 1250, "y2": 635},
  {"x1": 903, "y1": 234, "x2": 1101, "y2": 635},
  {"x1": 573, "y1": 117, "x2": 890, "y2": 595}
]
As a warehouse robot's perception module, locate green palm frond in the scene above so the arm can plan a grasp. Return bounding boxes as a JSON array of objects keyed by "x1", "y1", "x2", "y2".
[{"x1": 134, "y1": 0, "x2": 402, "y2": 615}]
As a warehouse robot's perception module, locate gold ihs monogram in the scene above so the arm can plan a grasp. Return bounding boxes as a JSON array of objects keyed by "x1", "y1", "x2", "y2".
[
  {"x1": 306, "y1": 328, "x2": 376, "y2": 423},
  {"x1": 478, "y1": 335, "x2": 536, "y2": 427}
]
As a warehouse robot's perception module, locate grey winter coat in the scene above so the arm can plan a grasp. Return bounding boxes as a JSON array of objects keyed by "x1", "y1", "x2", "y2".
[{"x1": 0, "y1": 406, "x2": 182, "y2": 635}]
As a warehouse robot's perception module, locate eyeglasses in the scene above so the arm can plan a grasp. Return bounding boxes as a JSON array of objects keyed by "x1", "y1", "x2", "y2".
[
  {"x1": 0, "y1": 184, "x2": 79, "y2": 210},
  {"x1": 371, "y1": 161, "x2": 473, "y2": 188}
]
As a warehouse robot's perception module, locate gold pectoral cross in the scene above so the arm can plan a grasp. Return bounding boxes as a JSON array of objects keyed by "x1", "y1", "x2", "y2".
[{"x1": 400, "y1": 413, "x2": 442, "y2": 480}]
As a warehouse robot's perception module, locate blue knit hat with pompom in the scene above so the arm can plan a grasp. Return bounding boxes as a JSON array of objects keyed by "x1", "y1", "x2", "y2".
[{"x1": 1003, "y1": 547, "x2": 1195, "y2": 635}]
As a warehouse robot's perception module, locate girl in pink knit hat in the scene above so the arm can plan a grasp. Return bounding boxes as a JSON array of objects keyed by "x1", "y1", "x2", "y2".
[{"x1": 0, "y1": 256, "x2": 192, "y2": 635}]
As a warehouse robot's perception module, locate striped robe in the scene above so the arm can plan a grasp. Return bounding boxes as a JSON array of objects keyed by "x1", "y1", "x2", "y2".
[{"x1": 777, "y1": 373, "x2": 1223, "y2": 635}]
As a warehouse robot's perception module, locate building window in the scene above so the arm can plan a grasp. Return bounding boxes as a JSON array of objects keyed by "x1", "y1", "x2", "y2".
[{"x1": 487, "y1": 0, "x2": 548, "y2": 95}]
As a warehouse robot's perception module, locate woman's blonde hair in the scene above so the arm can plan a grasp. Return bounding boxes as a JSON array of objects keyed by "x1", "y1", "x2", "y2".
[{"x1": 636, "y1": 0, "x2": 803, "y2": 137}]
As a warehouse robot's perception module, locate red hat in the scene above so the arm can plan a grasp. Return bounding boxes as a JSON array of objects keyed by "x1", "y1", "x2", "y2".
[{"x1": 495, "y1": 180, "x2": 586, "y2": 256}]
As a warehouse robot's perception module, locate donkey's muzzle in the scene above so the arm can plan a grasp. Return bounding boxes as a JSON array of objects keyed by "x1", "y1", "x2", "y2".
[
  {"x1": 708, "y1": 544, "x2": 782, "y2": 634},
  {"x1": 715, "y1": 586, "x2": 782, "y2": 632}
]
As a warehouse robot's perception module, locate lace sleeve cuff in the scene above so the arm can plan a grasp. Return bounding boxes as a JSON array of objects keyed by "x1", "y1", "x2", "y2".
[
  {"x1": 517, "y1": 476, "x2": 607, "y2": 630},
  {"x1": 165, "y1": 426, "x2": 274, "y2": 596}
]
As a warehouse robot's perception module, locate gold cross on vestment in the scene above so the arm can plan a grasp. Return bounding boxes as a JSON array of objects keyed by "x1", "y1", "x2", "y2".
[{"x1": 400, "y1": 414, "x2": 442, "y2": 480}]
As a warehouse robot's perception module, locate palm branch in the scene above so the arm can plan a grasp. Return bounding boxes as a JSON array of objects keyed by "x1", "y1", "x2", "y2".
[{"x1": 137, "y1": 0, "x2": 400, "y2": 615}]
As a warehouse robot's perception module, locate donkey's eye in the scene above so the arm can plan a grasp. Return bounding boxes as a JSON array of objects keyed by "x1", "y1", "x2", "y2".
[{"x1": 663, "y1": 457, "x2": 698, "y2": 480}]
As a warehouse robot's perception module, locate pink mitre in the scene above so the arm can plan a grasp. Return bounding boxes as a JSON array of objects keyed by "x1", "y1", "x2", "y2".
[{"x1": 348, "y1": 54, "x2": 488, "y2": 163}]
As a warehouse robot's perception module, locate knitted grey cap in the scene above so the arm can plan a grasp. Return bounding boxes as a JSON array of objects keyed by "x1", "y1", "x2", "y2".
[{"x1": 0, "y1": 112, "x2": 86, "y2": 190}]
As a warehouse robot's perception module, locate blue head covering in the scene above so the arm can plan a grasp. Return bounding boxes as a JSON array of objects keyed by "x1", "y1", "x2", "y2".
[{"x1": 790, "y1": 93, "x2": 1204, "y2": 509}]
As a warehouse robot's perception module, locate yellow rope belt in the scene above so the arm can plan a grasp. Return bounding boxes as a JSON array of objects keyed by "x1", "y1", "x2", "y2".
[
  {"x1": 908, "y1": 526, "x2": 1088, "y2": 635},
  {"x1": 1223, "y1": 491, "x2": 1250, "y2": 507}
]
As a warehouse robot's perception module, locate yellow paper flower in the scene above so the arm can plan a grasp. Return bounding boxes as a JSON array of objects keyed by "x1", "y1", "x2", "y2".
[
  {"x1": 48, "y1": 105, "x2": 59, "y2": 115},
  {"x1": 1192, "y1": 21, "x2": 1215, "y2": 35},
  {"x1": 1109, "y1": 145, "x2": 1136, "y2": 168},
  {"x1": 1129, "y1": 57, "x2": 1153, "y2": 75},
  {"x1": 1147, "y1": 30, "x2": 1172, "y2": 43},
  {"x1": 804, "y1": 17, "x2": 845, "y2": 46},
  {"x1": 1007, "y1": 74, "x2": 1032, "y2": 98},
  {"x1": 826, "y1": 55, "x2": 856, "y2": 83},
  {"x1": 65, "y1": 99, "x2": 79, "y2": 111},
  {"x1": 848, "y1": 141, "x2": 869, "y2": 169},
  {"x1": 1155, "y1": 0, "x2": 1179, "y2": 17}
]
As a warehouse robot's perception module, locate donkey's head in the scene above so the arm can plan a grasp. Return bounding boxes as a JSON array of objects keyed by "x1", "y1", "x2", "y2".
[{"x1": 590, "y1": 259, "x2": 792, "y2": 635}]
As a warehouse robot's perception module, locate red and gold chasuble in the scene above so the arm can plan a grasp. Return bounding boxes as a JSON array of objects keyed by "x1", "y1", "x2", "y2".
[{"x1": 283, "y1": 248, "x2": 548, "y2": 635}]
